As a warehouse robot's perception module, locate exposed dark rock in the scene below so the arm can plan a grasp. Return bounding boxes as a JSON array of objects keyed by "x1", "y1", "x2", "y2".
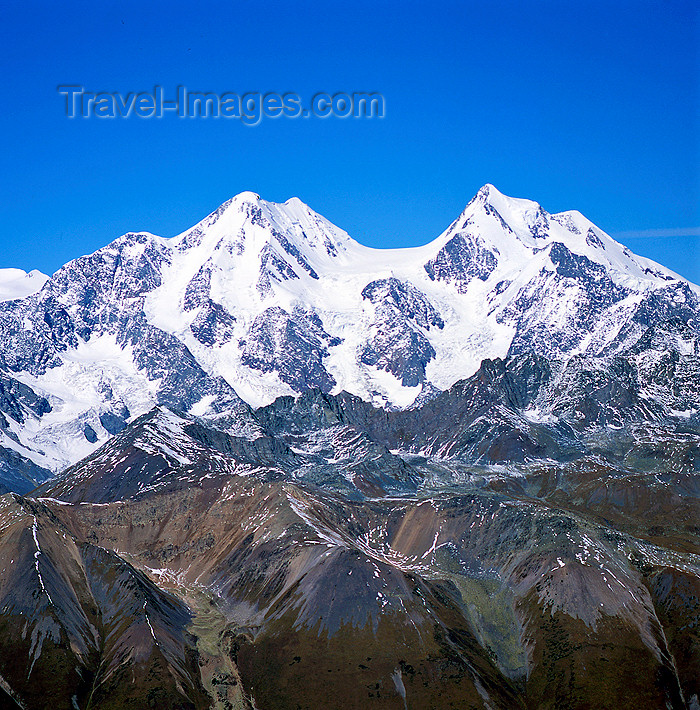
[
  {"x1": 240, "y1": 306, "x2": 336, "y2": 392},
  {"x1": 424, "y1": 232, "x2": 498, "y2": 291}
]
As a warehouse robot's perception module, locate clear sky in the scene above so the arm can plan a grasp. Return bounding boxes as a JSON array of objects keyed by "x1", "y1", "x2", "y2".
[{"x1": 1, "y1": 0, "x2": 698, "y2": 283}]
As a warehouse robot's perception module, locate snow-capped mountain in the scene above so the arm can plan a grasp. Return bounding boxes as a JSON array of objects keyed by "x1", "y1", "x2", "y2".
[
  {"x1": 145, "y1": 184, "x2": 695, "y2": 408},
  {"x1": 0, "y1": 268, "x2": 48, "y2": 301},
  {"x1": 1, "y1": 186, "x2": 699, "y2": 709},
  {"x1": 0, "y1": 185, "x2": 697, "y2": 481}
]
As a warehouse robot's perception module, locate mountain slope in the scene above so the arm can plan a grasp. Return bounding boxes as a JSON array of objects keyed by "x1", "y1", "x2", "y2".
[
  {"x1": 0, "y1": 493, "x2": 212, "y2": 710},
  {"x1": 10, "y1": 397, "x2": 698, "y2": 709}
]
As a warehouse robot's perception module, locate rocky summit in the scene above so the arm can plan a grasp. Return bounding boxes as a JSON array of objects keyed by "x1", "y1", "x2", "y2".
[{"x1": 0, "y1": 187, "x2": 698, "y2": 709}]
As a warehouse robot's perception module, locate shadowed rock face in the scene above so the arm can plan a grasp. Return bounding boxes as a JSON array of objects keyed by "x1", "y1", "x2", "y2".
[
  {"x1": 240, "y1": 306, "x2": 338, "y2": 392},
  {"x1": 424, "y1": 231, "x2": 499, "y2": 291}
]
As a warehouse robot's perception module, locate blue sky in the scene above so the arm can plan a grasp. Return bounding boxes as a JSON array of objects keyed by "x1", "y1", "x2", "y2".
[{"x1": 1, "y1": 0, "x2": 698, "y2": 282}]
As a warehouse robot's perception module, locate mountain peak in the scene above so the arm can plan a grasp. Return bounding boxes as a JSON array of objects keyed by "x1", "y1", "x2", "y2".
[
  {"x1": 231, "y1": 190, "x2": 262, "y2": 204},
  {"x1": 471, "y1": 183, "x2": 540, "y2": 212},
  {"x1": 0, "y1": 267, "x2": 49, "y2": 302},
  {"x1": 476, "y1": 182, "x2": 500, "y2": 199},
  {"x1": 214, "y1": 192, "x2": 313, "y2": 221}
]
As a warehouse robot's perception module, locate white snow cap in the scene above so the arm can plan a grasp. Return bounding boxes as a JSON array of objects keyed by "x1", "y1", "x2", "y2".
[{"x1": 0, "y1": 268, "x2": 48, "y2": 301}]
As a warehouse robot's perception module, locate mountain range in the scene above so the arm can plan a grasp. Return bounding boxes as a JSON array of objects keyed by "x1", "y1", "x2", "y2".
[
  {"x1": 0, "y1": 186, "x2": 698, "y2": 709},
  {"x1": 0, "y1": 184, "x2": 697, "y2": 487}
]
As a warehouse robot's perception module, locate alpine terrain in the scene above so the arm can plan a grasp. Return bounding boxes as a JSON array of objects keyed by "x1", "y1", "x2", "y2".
[{"x1": 0, "y1": 185, "x2": 697, "y2": 709}]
